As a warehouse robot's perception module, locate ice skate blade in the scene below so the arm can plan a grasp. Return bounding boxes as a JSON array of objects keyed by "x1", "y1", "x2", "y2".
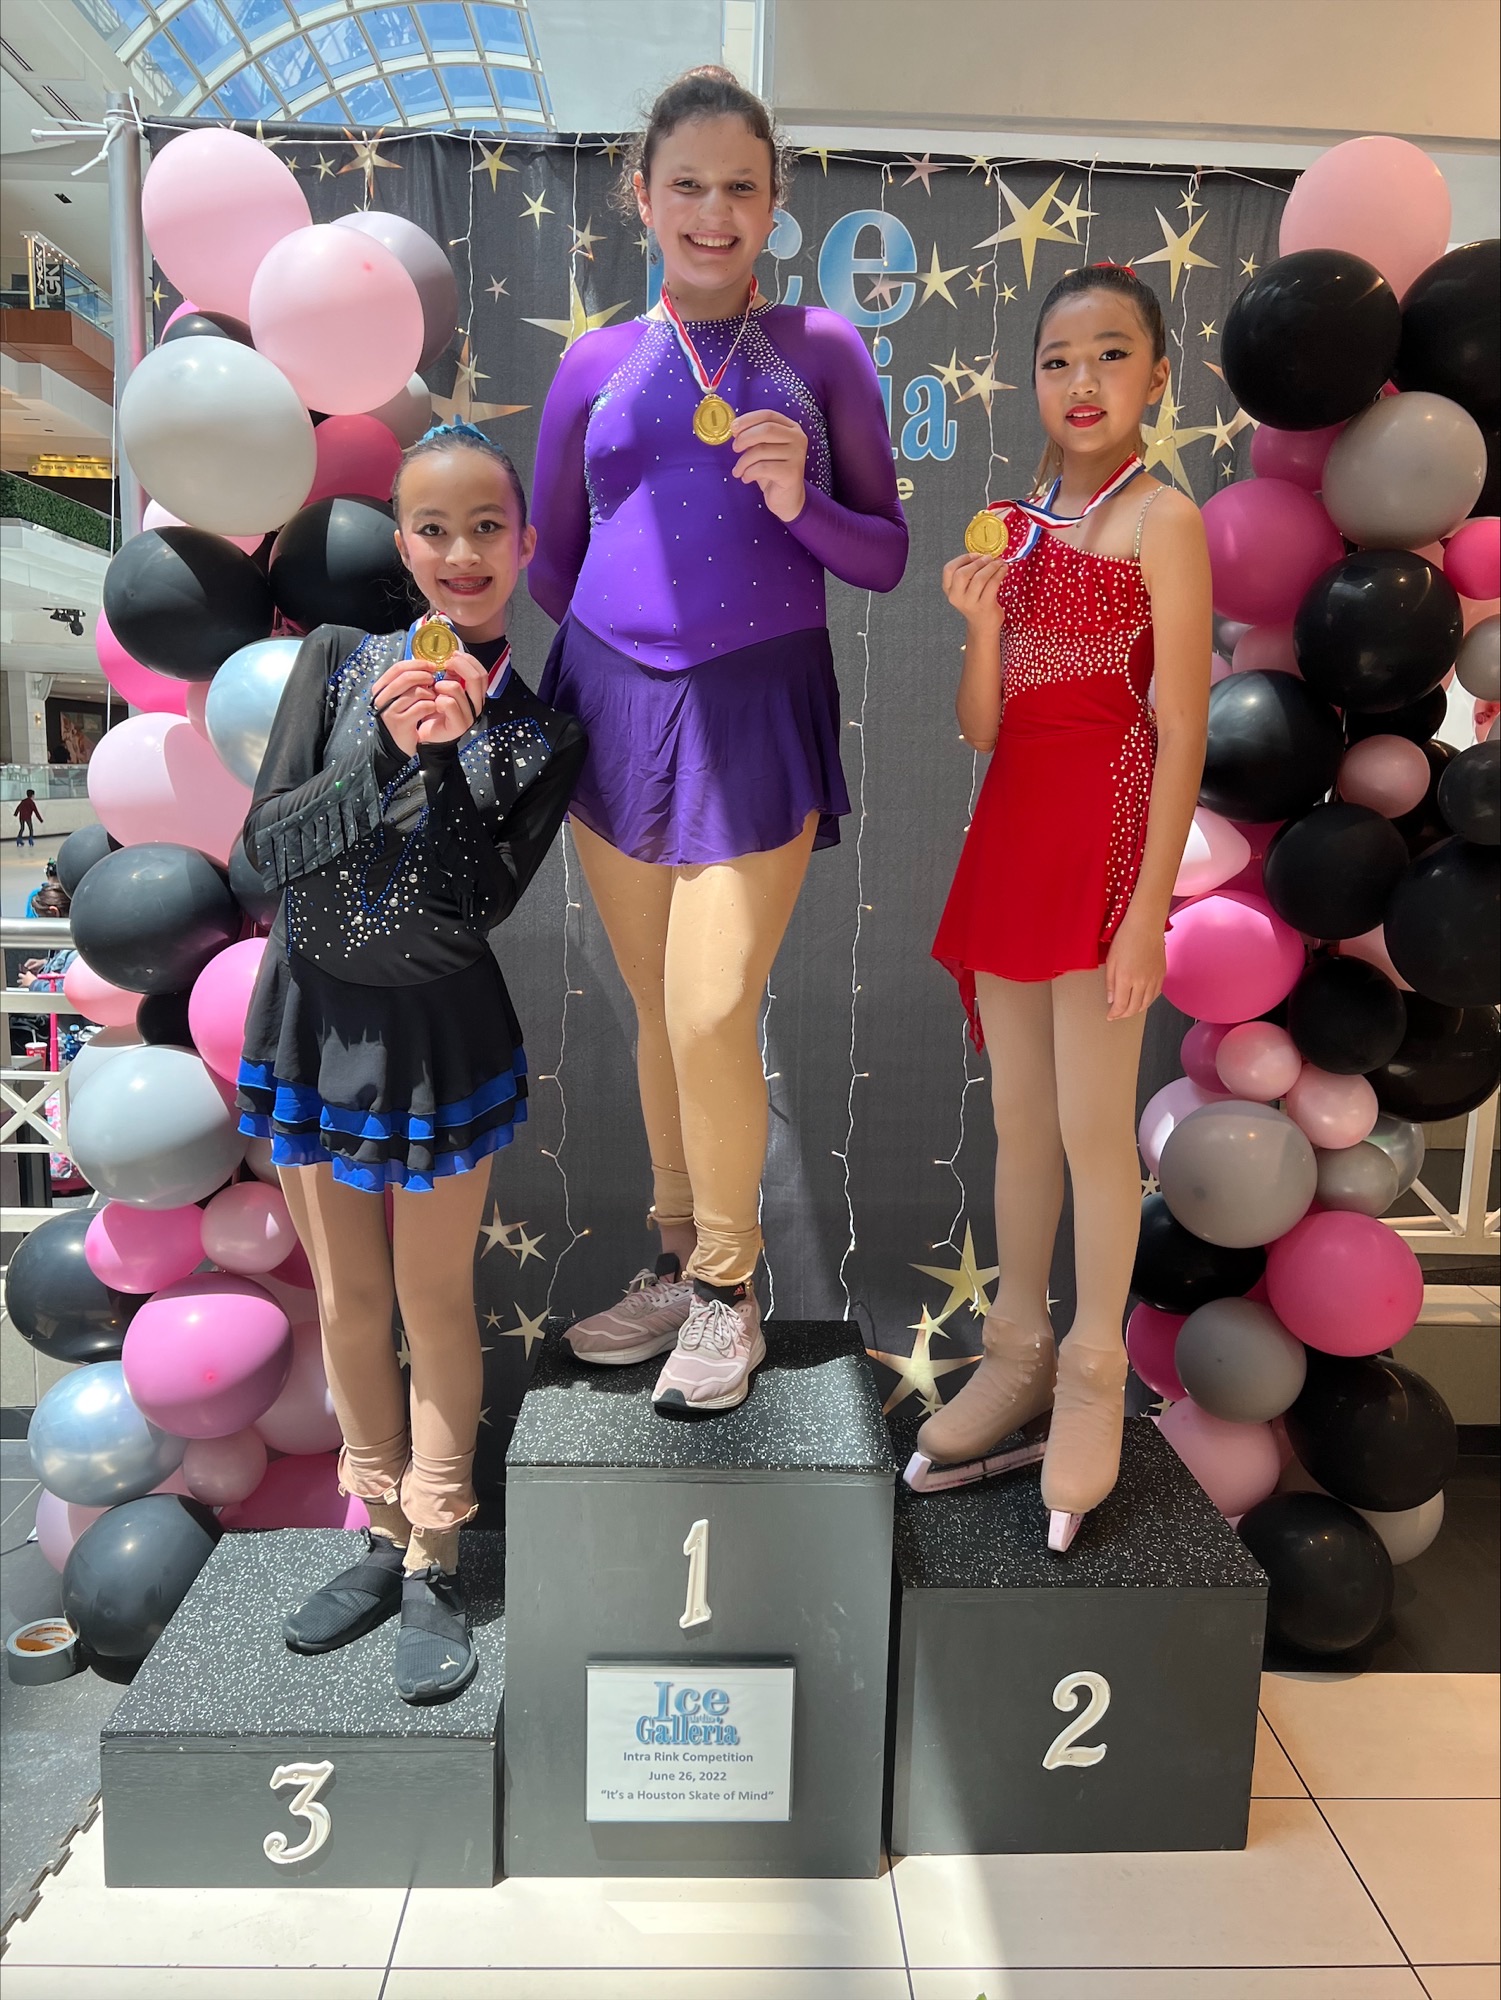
[
  {"x1": 903, "y1": 1434, "x2": 1048, "y2": 1494},
  {"x1": 1047, "y1": 1509, "x2": 1084, "y2": 1553}
]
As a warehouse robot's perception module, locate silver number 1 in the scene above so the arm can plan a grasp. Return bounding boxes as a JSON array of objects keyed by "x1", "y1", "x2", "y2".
[
  {"x1": 263, "y1": 1759, "x2": 335, "y2": 1864},
  {"x1": 679, "y1": 1518, "x2": 711, "y2": 1630},
  {"x1": 1042, "y1": 1671, "x2": 1111, "y2": 1771}
]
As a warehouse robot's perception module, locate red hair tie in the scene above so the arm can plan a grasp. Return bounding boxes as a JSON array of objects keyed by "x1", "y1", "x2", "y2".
[{"x1": 1091, "y1": 259, "x2": 1138, "y2": 276}]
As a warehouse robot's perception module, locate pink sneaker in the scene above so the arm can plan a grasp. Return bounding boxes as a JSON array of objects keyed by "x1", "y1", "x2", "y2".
[
  {"x1": 564, "y1": 1256, "x2": 693, "y2": 1365},
  {"x1": 652, "y1": 1286, "x2": 766, "y2": 1413}
]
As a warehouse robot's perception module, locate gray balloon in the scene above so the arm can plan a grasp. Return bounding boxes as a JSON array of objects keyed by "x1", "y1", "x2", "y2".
[
  {"x1": 66, "y1": 1044, "x2": 245, "y2": 1209},
  {"x1": 1315, "y1": 1140, "x2": 1401, "y2": 1216},
  {"x1": 366, "y1": 372, "x2": 433, "y2": 448},
  {"x1": 28, "y1": 1360, "x2": 185, "y2": 1506},
  {"x1": 1455, "y1": 615, "x2": 1500, "y2": 703},
  {"x1": 1322, "y1": 391, "x2": 1488, "y2": 549},
  {"x1": 1175, "y1": 1296, "x2": 1308, "y2": 1423},
  {"x1": 204, "y1": 636, "x2": 301, "y2": 788},
  {"x1": 1366, "y1": 1111, "x2": 1426, "y2": 1194},
  {"x1": 335, "y1": 211, "x2": 458, "y2": 372},
  {"x1": 1158, "y1": 1099, "x2": 1318, "y2": 1248},
  {"x1": 63, "y1": 1028, "x2": 143, "y2": 1115}
]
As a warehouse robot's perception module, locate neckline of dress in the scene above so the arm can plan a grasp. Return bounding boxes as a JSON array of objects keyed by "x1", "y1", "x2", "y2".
[
  {"x1": 1037, "y1": 527, "x2": 1145, "y2": 569},
  {"x1": 642, "y1": 301, "x2": 775, "y2": 332}
]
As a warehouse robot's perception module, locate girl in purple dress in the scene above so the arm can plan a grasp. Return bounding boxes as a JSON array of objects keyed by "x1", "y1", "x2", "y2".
[{"x1": 531, "y1": 68, "x2": 907, "y2": 1411}]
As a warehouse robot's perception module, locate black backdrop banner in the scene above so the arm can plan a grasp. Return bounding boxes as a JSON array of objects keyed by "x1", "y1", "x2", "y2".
[{"x1": 147, "y1": 125, "x2": 1289, "y2": 1479}]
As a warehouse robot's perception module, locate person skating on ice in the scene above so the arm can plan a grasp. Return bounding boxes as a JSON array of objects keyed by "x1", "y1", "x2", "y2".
[{"x1": 235, "y1": 425, "x2": 585, "y2": 1699}]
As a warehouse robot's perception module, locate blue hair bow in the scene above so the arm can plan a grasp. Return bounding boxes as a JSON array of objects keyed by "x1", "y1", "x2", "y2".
[{"x1": 418, "y1": 419, "x2": 490, "y2": 444}]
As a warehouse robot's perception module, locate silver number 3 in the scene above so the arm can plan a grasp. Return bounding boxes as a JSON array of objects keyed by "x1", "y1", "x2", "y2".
[
  {"x1": 263, "y1": 1759, "x2": 335, "y2": 1864},
  {"x1": 1042, "y1": 1671, "x2": 1111, "y2": 1771}
]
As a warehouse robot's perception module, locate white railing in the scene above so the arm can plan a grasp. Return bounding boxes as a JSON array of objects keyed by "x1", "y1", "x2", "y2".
[
  {"x1": 1387, "y1": 1094, "x2": 1499, "y2": 1261},
  {"x1": 2, "y1": 916, "x2": 72, "y2": 1234}
]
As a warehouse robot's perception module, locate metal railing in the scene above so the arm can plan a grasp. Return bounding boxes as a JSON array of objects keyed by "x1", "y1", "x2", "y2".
[
  {"x1": 2, "y1": 916, "x2": 74, "y2": 1234},
  {"x1": 1, "y1": 765, "x2": 94, "y2": 802},
  {"x1": 1388, "y1": 1093, "x2": 1500, "y2": 1260}
]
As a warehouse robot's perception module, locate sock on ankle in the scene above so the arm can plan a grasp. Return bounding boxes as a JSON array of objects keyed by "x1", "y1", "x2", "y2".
[
  {"x1": 365, "y1": 1498, "x2": 410, "y2": 1548},
  {"x1": 405, "y1": 1524, "x2": 461, "y2": 1575}
]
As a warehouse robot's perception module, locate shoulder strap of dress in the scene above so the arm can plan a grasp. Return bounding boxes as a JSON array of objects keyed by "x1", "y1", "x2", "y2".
[{"x1": 1133, "y1": 483, "x2": 1165, "y2": 561}]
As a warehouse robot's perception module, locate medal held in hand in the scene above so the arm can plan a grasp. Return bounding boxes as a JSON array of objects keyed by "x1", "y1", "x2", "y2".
[
  {"x1": 660, "y1": 278, "x2": 763, "y2": 446},
  {"x1": 964, "y1": 509, "x2": 1011, "y2": 558},
  {"x1": 412, "y1": 615, "x2": 459, "y2": 671},
  {"x1": 964, "y1": 455, "x2": 1147, "y2": 565}
]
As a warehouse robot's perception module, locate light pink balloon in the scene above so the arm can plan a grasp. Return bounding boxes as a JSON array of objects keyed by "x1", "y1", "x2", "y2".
[
  {"x1": 1175, "y1": 808, "x2": 1252, "y2": 897},
  {"x1": 1164, "y1": 890, "x2": 1307, "y2": 1024},
  {"x1": 34, "y1": 1490, "x2": 110, "y2": 1573},
  {"x1": 249, "y1": 226, "x2": 424, "y2": 416},
  {"x1": 93, "y1": 609, "x2": 188, "y2": 718},
  {"x1": 1208, "y1": 652, "x2": 1233, "y2": 685},
  {"x1": 1157, "y1": 1401, "x2": 1282, "y2": 1518},
  {"x1": 1338, "y1": 734, "x2": 1431, "y2": 817},
  {"x1": 1249, "y1": 423, "x2": 1344, "y2": 490},
  {"x1": 122, "y1": 1274, "x2": 292, "y2": 1439},
  {"x1": 1201, "y1": 479, "x2": 1345, "y2": 626},
  {"x1": 1266, "y1": 1209, "x2": 1423, "y2": 1354},
  {"x1": 62, "y1": 957, "x2": 139, "y2": 1029},
  {"x1": 182, "y1": 1428, "x2": 268, "y2": 1505},
  {"x1": 1138, "y1": 1076, "x2": 1226, "y2": 1176},
  {"x1": 269, "y1": 1239, "x2": 316, "y2": 1291},
  {"x1": 1126, "y1": 1302, "x2": 1187, "y2": 1400},
  {"x1": 1232, "y1": 623, "x2": 1300, "y2": 677},
  {"x1": 1341, "y1": 926, "x2": 1414, "y2": 992},
  {"x1": 305, "y1": 414, "x2": 403, "y2": 507},
  {"x1": 242, "y1": 1134, "x2": 280, "y2": 1185},
  {"x1": 1285, "y1": 1066, "x2": 1379, "y2": 1150},
  {"x1": 219, "y1": 1451, "x2": 368, "y2": 1532},
  {"x1": 1463, "y1": 594, "x2": 1501, "y2": 633},
  {"x1": 1279, "y1": 135, "x2": 1451, "y2": 300},
  {"x1": 188, "y1": 937, "x2": 267, "y2": 1083},
  {"x1": 1445, "y1": 517, "x2": 1500, "y2": 602},
  {"x1": 142, "y1": 126, "x2": 310, "y2": 320},
  {"x1": 86, "y1": 712, "x2": 252, "y2": 865},
  {"x1": 85, "y1": 1202, "x2": 204, "y2": 1294},
  {"x1": 142, "y1": 498, "x2": 264, "y2": 559},
  {"x1": 254, "y1": 1320, "x2": 342, "y2": 1455},
  {"x1": 200, "y1": 1181, "x2": 296, "y2": 1276},
  {"x1": 1215, "y1": 1021, "x2": 1303, "y2": 1100},
  {"x1": 1180, "y1": 1020, "x2": 1230, "y2": 1091},
  {"x1": 184, "y1": 680, "x2": 212, "y2": 739},
  {"x1": 161, "y1": 298, "x2": 198, "y2": 331}
]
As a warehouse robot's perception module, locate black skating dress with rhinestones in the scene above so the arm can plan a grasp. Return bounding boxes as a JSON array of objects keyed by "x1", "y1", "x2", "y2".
[{"x1": 235, "y1": 624, "x2": 586, "y2": 1192}]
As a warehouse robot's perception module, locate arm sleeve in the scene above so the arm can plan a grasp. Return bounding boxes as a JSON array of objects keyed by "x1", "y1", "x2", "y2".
[
  {"x1": 527, "y1": 339, "x2": 599, "y2": 624},
  {"x1": 419, "y1": 716, "x2": 589, "y2": 926},
  {"x1": 783, "y1": 313, "x2": 909, "y2": 593},
  {"x1": 241, "y1": 626, "x2": 412, "y2": 889}
]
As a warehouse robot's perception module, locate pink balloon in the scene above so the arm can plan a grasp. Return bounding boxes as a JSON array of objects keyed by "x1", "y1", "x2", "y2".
[
  {"x1": 1126, "y1": 1302, "x2": 1187, "y2": 1400},
  {"x1": 1249, "y1": 423, "x2": 1344, "y2": 490},
  {"x1": 1463, "y1": 594, "x2": 1501, "y2": 633},
  {"x1": 269, "y1": 1239, "x2": 316, "y2": 1292},
  {"x1": 1285, "y1": 1066, "x2": 1378, "y2": 1150},
  {"x1": 188, "y1": 938, "x2": 267, "y2": 1083},
  {"x1": 35, "y1": 1490, "x2": 111, "y2": 1572},
  {"x1": 1180, "y1": 1020, "x2": 1231, "y2": 1091},
  {"x1": 1164, "y1": 890, "x2": 1307, "y2": 1024},
  {"x1": 86, "y1": 712, "x2": 252, "y2": 865},
  {"x1": 62, "y1": 957, "x2": 139, "y2": 1029},
  {"x1": 1208, "y1": 652, "x2": 1233, "y2": 685},
  {"x1": 182, "y1": 1428, "x2": 268, "y2": 1506},
  {"x1": 1341, "y1": 925, "x2": 1413, "y2": 993},
  {"x1": 249, "y1": 226, "x2": 424, "y2": 416},
  {"x1": 1157, "y1": 1401, "x2": 1282, "y2": 1517},
  {"x1": 1175, "y1": 809, "x2": 1251, "y2": 897},
  {"x1": 1232, "y1": 624, "x2": 1300, "y2": 678},
  {"x1": 1138, "y1": 1076, "x2": 1225, "y2": 1177},
  {"x1": 1202, "y1": 479, "x2": 1345, "y2": 627},
  {"x1": 142, "y1": 126, "x2": 310, "y2": 320},
  {"x1": 161, "y1": 298, "x2": 198, "y2": 331},
  {"x1": 1215, "y1": 1021, "x2": 1303, "y2": 1100},
  {"x1": 1279, "y1": 136, "x2": 1452, "y2": 300},
  {"x1": 122, "y1": 1274, "x2": 292, "y2": 1439},
  {"x1": 219, "y1": 1451, "x2": 368, "y2": 1532},
  {"x1": 254, "y1": 1320, "x2": 342, "y2": 1455},
  {"x1": 85, "y1": 1202, "x2": 204, "y2": 1294},
  {"x1": 1266, "y1": 1210, "x2": 1423, "y2": 1355},
  {"x1": 1338, "y1": 734, "x2": 1432, "y2": 817},
  {"x1": 305, "y1": 414, "x2": 403, "y2": 507},
  {"x1": 143, "y1": 498, "x2": 264, "y2": 559},
  {"x1": 1445, "y1": 518, "x2": 1501, "y2": 602},
  {"x1": 184, "y1": 680, "x2": 212, "y2": 739},
  {"x1": 1229, "y1": 820, "x2": 1284, "y2": 861},
  {"x1": 200, "y1": 1181, "x2": 296, "y2": 1276},
  {"x1": 93, "y1": 609, "x2": 188, "y2": 718}
]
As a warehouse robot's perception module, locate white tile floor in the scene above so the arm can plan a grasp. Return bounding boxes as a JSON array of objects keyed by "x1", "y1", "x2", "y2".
[{"x1": 0, "y1": 1673, "x2": 1495, "y2": 2000}]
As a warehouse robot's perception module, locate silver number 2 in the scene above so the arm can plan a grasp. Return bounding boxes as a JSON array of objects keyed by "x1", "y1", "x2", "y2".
[
  {"x1": 679, "y1": 1518, "x2": 711, "y2": 1630},
  {"x1": 263, "y1": 1759, "x2": 335, "y2": 1864},
  {"x1": 1042, "y1": 1671, "x2": 1111, "y2": 1771}
]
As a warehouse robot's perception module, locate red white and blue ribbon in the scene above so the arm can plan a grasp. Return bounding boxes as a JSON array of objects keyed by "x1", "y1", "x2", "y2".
[
  {"x1": 982, "y1": 453, "x2": 1146, "y2": 562},
  {"x1": 404, "y1": 620, "x2": 512, "y2": 699},
  {"x1": 658, "y1": 276, "x2": 763, "y2": 394}
]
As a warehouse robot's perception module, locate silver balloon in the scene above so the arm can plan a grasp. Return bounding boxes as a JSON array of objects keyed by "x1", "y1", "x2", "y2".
[
  {"x1": 66, "y1": 1044, "x2": 246, "y2": 1209},
  {"x1": 1321, "y1": 391, "x2": 1487, "y2": 549},
  {"x1": 1366, "y1": 1112, "x2": 1426, "y2": 1194},
  {"x1": 334, "y1": 212, "x2": 458, "y2": 371},
  {"x1": 1315, "y1": 1140, "x2": 1401, "y2": 1216},
  {"x1": 204, "y1": 637, "x2": 301, "y2": 788},
  {"x1": 1157, "y1": 1099, "x2": 1319, "y2": 1249},
  {"x1": 1175, "y1": 1296, "x2": 1308, "y2": 1423},
  {"x1": 29, "y1": 1360, "x2": 184, "y2": 1506},
  {"x1": 1358, "y1": 1490, "x2": 1445, "y2": 1565},
  {"x1": 366, "y1": 372, "x2": 433, "y2": 448},
  {"x1": 1455, "y1": 615, "x2": 1500, "y2": 703}
]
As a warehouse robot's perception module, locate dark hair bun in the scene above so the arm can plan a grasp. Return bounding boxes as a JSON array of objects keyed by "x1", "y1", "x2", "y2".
[{"x1": 613, "y1": 66, "x2": 788, "y2": 213}]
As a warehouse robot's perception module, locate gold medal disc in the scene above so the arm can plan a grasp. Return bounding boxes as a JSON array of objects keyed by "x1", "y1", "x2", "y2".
[
  {"x1": 964, "y1": 509, "x2": 1010, "y2": 558},
  {"x1": 693, "y1": 392, "x2": 735, "y2": 446},
  {"x1": 412, "y1": 618, "x2": 459, "y2": 668}
]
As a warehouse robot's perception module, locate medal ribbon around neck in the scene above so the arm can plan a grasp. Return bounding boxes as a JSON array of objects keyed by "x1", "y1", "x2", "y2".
[
  {"x1": 406, "y1": 616, "x2": 512, "y2": 698},
  {"x1": 659, "y1": 277, "x2": 764, "y2": 445},
  {"x1": 964, "y1": 454, "x2": 1147, "y2": 561}
]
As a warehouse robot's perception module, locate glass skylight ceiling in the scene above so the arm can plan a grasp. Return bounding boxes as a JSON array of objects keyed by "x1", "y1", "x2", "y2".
[{"x1": 74, "y1": 0, "x2": 554, "y2": 131}]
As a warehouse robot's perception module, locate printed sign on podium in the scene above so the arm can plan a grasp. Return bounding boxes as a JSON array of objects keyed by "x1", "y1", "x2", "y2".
[{"x1": 585, "y1": 1663, "x2": 794, "y2": 1821}]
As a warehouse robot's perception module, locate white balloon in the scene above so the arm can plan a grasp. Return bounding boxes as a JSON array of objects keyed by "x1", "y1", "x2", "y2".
[
  {"x1": 1174, "y1": 808, "x2": 1251, "y2": 898},
  {"x1": 1358, "y1": 1490, "x2": 1445, "y2": 1565}
]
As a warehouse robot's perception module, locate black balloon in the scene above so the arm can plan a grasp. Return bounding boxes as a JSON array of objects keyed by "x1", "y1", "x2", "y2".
[
  {"x1": 1383, "y1": 838, "x2": 1500, "y2": 1007},
  {"x1": 1371, "y1": 994, "x2": 1500, "y2": 1121},
  {"x1": 1132, "y1": 1194, "x2": 1267, "y2": 1314},
  {"x1": 1294, "y1": 551, "x2": 1463, "y2": 713},
  {"x1": 69, "y1": 842, "x2": 240, "y2": 995},
  {"x1": 103, "y1": 528, "x2": 274, "y2": 682},
  {"x1": 1393, "y1": 739, "x2": 1457, "y2": 857},
  {"x1": 1286, "y1": 956, "x2": 1406, "y2": 1075},
  {"x1": 1198, "y1": 672, "x2": 1344, "y2": 823},
  {"x1": 1475, "y1": 428, "x2": 1500, "y2": 519},
  {"x1": 159, "y1": 310, "x2": 253, "y2": 346},
  {"x1": 136, "y1": 989, "x2": 194, "y2": 1045},
  {"x1": 1438, "y1": 740, "x2": 1500, "y2": 845},
  {"x1": 1286, "y1": 1350, "x2": 1457, "y2": 1512},
  {"x1": 269, "y1": 496, "x2": 420, "y2": 633},
  {"x1": 2, "y1": 1209, "x2": 139, "y2": 1364},
  {"x1": 54, "y1": 822, "x2": 118, "y2": 898},
  {"x1": 1395, "y1": 239, "x2": 1500, "y2": 428},
  {"x1": 1222, "y1": 249, "x2": 1401, "y2": 429},
  {"x1": 1345, "y1": 685, "x2": 1449, "y2": 746},
  {"x1": 1238, "y1": 1493, "x2": 1394, "y2": 1657},
  {"x1": 1263, "y1": 802, "x2": 1408, "y2": 940},
  {"x1": 63, "y1": 1495, "x2": 221, "y2": 1664},
  {"x1": 228, "y1": 840, "x2": 281, "y2": 927}
]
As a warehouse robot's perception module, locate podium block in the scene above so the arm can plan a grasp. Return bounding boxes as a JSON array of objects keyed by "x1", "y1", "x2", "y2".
[
  {"x1": 503, "y1": 1321, "x2": 896, "y2": 1878},
  {"x1": 100, "y1": 1528, "x2": 504, "y2": 1887},
  {"x1": 889, "y1": 1414, "x2": 1267, "y2": 1855}
]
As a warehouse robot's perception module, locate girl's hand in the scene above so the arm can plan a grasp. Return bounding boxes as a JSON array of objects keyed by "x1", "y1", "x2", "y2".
[
  {"x1": 1104, "y1": 904, "x2": 1167, "y2": 1021},
  {"x1": 371, "y1": 661, "x2": 439, "y2": 757},
  {"x1": 942, "y1": 552, "x2": 1007, "y2": 633},
  {"x1": 416, "y1": 650, "x2": 488, "y2": 746},
  {"x1": 730, "y1": 409, "x2": 808, "y2": 522}
]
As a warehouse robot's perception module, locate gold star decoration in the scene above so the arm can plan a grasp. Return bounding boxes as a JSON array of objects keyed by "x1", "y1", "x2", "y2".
[
  {"x1": 1199, "y1": 320, "x2": 1218, "y2": 342},
  {"x1": 521, "y1": 189, "x2": 553, "y2": 228},
  {"x1": 597, "y1": 139, "x2": 624, "y2": 164},
  {"x1": 1209, "y1": 404, "x2": 1254, "y2": 454},
  {"x1": 974, "y1": 173, "x2": 1074, "y2": 287},
  {"x1": 340, "y1": 131, "x2": 400, "y2": 199},
  {"x1": 396, "y1": 1335, "x2": 413, "y2": 1370},
  {"x1": 570, "y1": 217, "x2": 604, "y2": 260},
  {"x1": 967, "y1": 155, "x2": 993, "y2": 176},
  {"x1": 1179, "y1": 184, "x2": 1202, "y2": 221},
  {"x1": 999, "y1": 280, "x2": 1019, "y2": 305},
  {"x1": 150, "y1": 280, "x2": 164, "y2": 308},
  {"x1": 1050, "y1": 185, "x2": 1094, "y2": 240},
  {"x1": 955, "y1": 355, "x2": 1017, "y2": 416},
  {"x1": 866, "y1": 1314, "x2": 978, "y2": 1418},
  {"x1": 1136, "y1": 207, "x2": 1216, "y2": 297},
  {"x1": 801, "y1": 146, "x2": 831, "y2": 173},
  {"x1": 911, "y1": 1223, "x2": 1000, "y2": 1324},
  {"x1": 314, "y1": 152, "x2": 336, "y2": 180},
  {"x1": 636, "y1": 232, "x2": 651, "y2": 255},
  {"x1": 1140, "y1": 1173, "x2": 1160, "y2": 1197},
  {"x1": 472, "y1": 141, "x2": 516, "y2": 191},
  {"x1": 499, "y1": 1305, "x2": 549, "y2": 1359},
  {"x1": 864, "y1": 273, "x2": 902, "y2": 309},
  {"x1": 932, "y1": 349, "x2": 968, "y2": 393},
  {"x1": 486, "y1": 274, "x2": 509, "y2": 301},
  {"x1": 965, "y1": 268, "x2": 987, "y2": 296},
  {"x1": 918, "y1": 244, "x2": 966, "y2": 307},
  {"x1": 284, "y1": 152, "x2": 301, "y2": 174},
  {"x1": 522, "y1": 273, "x2": 630, "y2": 352},
  {"x1": 901, "y1": 153, "x2": 948, "y2": 194},
  {"x1": 483, "y1": 1308, "x2": 504, "y2": 1336},
  {"x1": 429, "y1": 336, "x2": 529, "y2": 427},
  {"x1": 511, "y1": 1224, "x2": 546, "y2": 1267},
  {"x1": 254, "y1": 120, "x2": 283, "y2": 149},
  {"x1": 480, "y1": 1206, "x2": 515, "y2": 1255},
  {"x1": 1139, "y1": 379, "x2": 1212, "y2": 492},
  {"x1": 1239, "y1": 254, "x2": 1259, "y2": 278}
]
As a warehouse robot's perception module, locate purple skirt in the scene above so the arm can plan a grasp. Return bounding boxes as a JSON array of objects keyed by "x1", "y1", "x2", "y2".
[{"x1": 538, "y1": 615, "x2": 850, "y2": 865}]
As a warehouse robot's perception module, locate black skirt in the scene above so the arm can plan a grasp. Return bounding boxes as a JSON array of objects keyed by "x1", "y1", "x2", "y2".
[{"x1": 237, "y1": 946, "x2": 526, "y2": 1193}]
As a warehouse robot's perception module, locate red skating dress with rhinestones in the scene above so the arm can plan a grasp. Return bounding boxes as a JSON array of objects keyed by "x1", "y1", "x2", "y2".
[{"x1": 933, "y1": 510, "x2": 1158, "y2": 1040}]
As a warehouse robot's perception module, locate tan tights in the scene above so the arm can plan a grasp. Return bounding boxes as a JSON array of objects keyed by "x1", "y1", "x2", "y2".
[
  {"x1": 278, "y1": 1159, "x2": 492, "y2": 1572},
  {"x1": 572, "y1": 813, "x2": 817, "y2": 1288}
]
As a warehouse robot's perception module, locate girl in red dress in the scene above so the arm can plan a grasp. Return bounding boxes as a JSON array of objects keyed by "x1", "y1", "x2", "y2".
[{"x1": 921, "y1": 265, "x2": 1212, "y2": 1550}]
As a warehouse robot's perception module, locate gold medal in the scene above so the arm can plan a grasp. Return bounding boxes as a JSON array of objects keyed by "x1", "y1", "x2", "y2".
[
  {"x1": 412, "y1": 617, "x2": 459, "y2": 668},
  {"x1": 693, "y1": 392, "x2": 735, "y2": 446},
  {"x1": 965, "y1": 509, "x2": 1010, "y2": 558}
]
